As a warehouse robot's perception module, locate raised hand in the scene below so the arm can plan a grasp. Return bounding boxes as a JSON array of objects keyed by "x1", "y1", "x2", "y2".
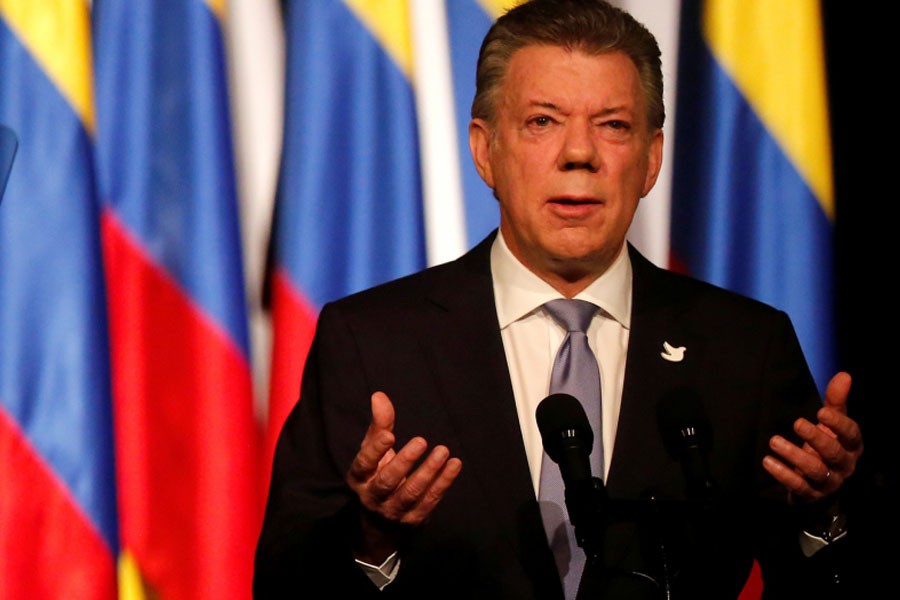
[
  {"x1": 763, "y1": 372, "x2": 863, "y2": 502},
  {"x1": 346, "y1": 391, "x2": 462, "y2": 563}
]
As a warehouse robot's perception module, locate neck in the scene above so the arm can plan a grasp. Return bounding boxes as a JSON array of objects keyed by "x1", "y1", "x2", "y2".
[{"x1": 528, "y1": 246, "x2": 626, "y2": 299}]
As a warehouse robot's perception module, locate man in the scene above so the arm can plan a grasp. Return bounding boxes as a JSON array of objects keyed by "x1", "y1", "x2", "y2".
[{"x1": 254, "y1": 1, "x2": 862, "y2": 597}]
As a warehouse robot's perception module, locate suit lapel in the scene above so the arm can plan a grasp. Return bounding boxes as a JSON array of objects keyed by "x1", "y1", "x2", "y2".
[
  {"x1": 607, "y1": 247, "x2": 707, "y2": 499},
  {"x1": 419, "y1": 234, "x2": 560, "y2": 591}
]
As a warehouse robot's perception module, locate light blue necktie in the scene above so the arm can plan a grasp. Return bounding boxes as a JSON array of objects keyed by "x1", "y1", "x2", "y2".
[{"x1": 539, "y1": 299, "x2": 603, "y2": 599}]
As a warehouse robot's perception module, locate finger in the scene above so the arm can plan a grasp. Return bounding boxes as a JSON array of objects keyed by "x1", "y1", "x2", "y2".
[
  {"x1": 348, "y1": 429, "x2": 395, "y2": 483},
  {"x1": 367, "y1": 437, "x2": 428, "y2": 499},
  {"x1": 377, "y1": 447, "x2": 397, "y2": 470},
  {"x1": 371, "y1": 391, "x2": 395, "y2": 432},
  {"x1": 816, "y1": 406, "x2": 863, "y2": 454},
  {"x1": 403, "y1": 457, "x2": 463, "y2": 524},
  {"x1": 389, "y1": 449, "x2": 462, "y2": 524},
  {"x1": 794, "y1": 419, "x2": 851, "y2": 473},
  {"x1": 769, "y1": 432, "x2": 832, "y2": 484},
  {"x1": 348, "y1": 393, "x2": 397, "y2": 481},
  {"x1": 762, "y1": 455, "x2": 826, "y2": 502},
  {"x1": 823, "y1": 372, "x2": 852, "y2": 413},
  {"x1": 389, "y1": 446, "x2": 453, "y2": 513}
]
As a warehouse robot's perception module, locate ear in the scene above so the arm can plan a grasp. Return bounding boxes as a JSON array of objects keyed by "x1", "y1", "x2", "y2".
[
  {"x1": 641, "y1": 129, "x2": 664, "y2": 197},
  {"x1": 469, "y1": 118, "x2": 495, "y2": 189}
]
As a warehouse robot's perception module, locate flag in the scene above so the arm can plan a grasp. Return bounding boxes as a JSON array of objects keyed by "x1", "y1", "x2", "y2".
[
  {"x1": 0, "y1": 124, "x2": 16, "y2": 201},
  {"x1": 671, "y1": 0, "x2": 835, "y2": 393},
  {"x1": 0, "y1": 2, "x2": 118, "y2": 597},
  {"x1": 265, "y1": 0, "x2": 429, "y2": 466},
  {"x1": 444, "y1": 0, "x2": 502, "y2": 250},
  {"x1": 670, "y1": 2, "x2": 835, "y2": 595},
  {"x1": 615, "y1": 0, "x2": 682, "y2": 267},
  {"x1": 93, "y1": 0, "x2": 261, "y2": 597},
  {"x1": 223, "y1": 0, "x2": 284, "y2": 417}
]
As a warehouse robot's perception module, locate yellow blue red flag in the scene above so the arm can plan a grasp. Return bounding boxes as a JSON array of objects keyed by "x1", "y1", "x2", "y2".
[
  {"x1": 0, "y1": 2, "x2": 118, "y2": 596},
  {"x1": 671, "y1": 0, "x2": 835, "y2": 394}
]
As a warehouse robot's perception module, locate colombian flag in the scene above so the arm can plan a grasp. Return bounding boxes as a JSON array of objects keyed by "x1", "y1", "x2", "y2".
[
  {"x1": 93, "y1": 0, "x2": 260, "y2": 597},
  {"x1": 671, "y1": 0, "x2": 835, "y2": 393},
  {"x1": 670, "y1": 1, "x2": 835, "y2": 597},
  {"x1": 265, "y1": 0, "x2": 430, "y2": 466},
  {"x1": 265, "y1": 0, "x2": 514, "y2": 473},
  {"x1": 0, "y1": 1, "x2": 118, "y2": 597}
]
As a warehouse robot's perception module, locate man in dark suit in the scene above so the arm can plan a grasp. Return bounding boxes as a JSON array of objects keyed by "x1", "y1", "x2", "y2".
[{"x1": 254, "y1": 1, "x2": 862, "y2": 597}]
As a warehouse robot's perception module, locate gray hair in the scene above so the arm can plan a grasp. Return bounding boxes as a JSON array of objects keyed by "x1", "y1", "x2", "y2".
[{"x1": 471, "y1": 0, "x2": 664, "y2": 130}]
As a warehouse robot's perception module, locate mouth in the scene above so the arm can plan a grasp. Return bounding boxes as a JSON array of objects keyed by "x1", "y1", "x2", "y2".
[
  {"x1": 547, "y1": 197, "x2": 603, "y2": 219},
  {"x1": 549, "y1": 196, "x2": 602, "y2": 206}
]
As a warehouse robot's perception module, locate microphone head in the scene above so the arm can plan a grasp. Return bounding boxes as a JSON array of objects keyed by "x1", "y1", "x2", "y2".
[
  {"x1": 657, "y1": 388, "x2": 712, "y2": 457},
  {"x1": 536, "y1": 393, "x2": 594, "y2": 464}
]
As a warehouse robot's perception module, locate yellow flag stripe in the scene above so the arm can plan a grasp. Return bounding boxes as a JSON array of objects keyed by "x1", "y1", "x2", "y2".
[
  {"x1": 477, "y1": 0, "x2": 518, "y2": 19},
  {"x1": 343, "y1": 0, "x2": 413, "y2": 79},
  {"x1": 118, "y1": 551, "x2": 156, "y2": 600},
  {"x1": 204, "y1": 0, "x2": 225, "y2": 22},
  {"x1": 703, "y1": 0, "x2": 833, "y2": 218},
  {"x1": 0, "y1": 0, "x2": 95, "y2": 133}
]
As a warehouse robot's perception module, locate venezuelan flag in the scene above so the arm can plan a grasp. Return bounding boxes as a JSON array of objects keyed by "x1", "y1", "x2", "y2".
[
  {"x1": 93, "y1": 0, "x2": 261, "y2": 597},
  {"x1": 0, "y1": 1, "x2": 118, "y2": 597},
  {"x1": 671, "y1": 0, "x2": 836, "y2": 393}
]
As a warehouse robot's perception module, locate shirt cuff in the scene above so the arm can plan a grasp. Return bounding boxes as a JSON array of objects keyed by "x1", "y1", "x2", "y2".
[
  {"x1": 799, "y1": 528, "x2": 848, "y2": 558},
  {"x1": 355, "y1": 551, "x2": 401, "y2": 590}
]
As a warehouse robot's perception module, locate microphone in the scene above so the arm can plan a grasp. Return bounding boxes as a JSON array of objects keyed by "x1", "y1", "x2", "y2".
[
  {"x1": 536, "y1": 393, "x2": 595, "y2": 487},
  {"x1": 657, "y1": 389, "x2": 716, "y2": 502},
  {"x1": 536, "y1": 393, "x2": 606, "y2": 563}
]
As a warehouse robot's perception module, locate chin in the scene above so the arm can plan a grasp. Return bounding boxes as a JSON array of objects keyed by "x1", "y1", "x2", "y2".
[{"x1": 546, "y1": 232, "x2": 608, "y2": 259}]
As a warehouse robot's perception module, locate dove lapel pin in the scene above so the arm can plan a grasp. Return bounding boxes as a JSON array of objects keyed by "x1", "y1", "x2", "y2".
[{"x1": 661, "y1": 341, "x2": 686, "y2": 363}]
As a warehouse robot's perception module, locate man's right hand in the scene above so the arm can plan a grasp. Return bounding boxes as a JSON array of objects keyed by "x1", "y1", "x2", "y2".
[{"x1": 346, "y1": 391, "x2": 462, "y2": 564}]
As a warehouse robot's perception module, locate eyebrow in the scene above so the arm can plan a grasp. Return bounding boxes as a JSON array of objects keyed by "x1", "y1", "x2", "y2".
[
  {"x1": 528, "y1": 100, "x2": 633, "y2": 119},
  {"x1": 528, "y1": 100, "x2": 562, "y2": 113}
]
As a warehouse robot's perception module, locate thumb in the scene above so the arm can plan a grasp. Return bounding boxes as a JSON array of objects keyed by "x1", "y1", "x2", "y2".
[
  {"x1": 824, "y1": 371, "x2": 852, "y2": 414},
  {"x1": 371, "y1": 391, "x2": 396, "y2": 432}
]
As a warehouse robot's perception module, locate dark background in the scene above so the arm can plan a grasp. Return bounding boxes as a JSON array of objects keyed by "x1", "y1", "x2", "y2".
[{"x1": 824, "y1": 0, "x2": 895, "y2": 585}]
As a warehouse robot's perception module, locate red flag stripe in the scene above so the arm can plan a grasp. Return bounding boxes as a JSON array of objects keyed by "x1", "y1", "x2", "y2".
[
  {"x1": 0, "y1": 409, "x2": 116, "y2": 599},
  {"x1": 102, "y1": 209, "x2": 262, "y2": 598}
]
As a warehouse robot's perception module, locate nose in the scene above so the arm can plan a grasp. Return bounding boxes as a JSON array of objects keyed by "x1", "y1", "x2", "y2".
[{"x1": 558, "y1": 119, "x2": 599, "y2": 172}]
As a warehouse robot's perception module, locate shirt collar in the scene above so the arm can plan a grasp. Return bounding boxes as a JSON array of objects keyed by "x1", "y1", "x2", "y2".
[{"x1": 491, "y1": 230, "x2": 632, "y2": 330}]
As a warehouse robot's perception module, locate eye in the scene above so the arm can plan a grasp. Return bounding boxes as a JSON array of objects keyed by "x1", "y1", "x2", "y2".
[
  {"x1": 597, "y1": 118, "x2": 634, "y2": 141},
  {"x1": 603, "y1": 119, "x2": 630, "y2": 131},
  {"x1": 527, "y1": 115, "x2": 554, "y2": 128}
]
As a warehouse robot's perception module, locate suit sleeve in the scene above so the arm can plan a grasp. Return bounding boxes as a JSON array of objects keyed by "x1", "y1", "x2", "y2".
[
  {"x1": 253, "y1": 303, "x2": 389, "y2": 598},
  {"x1": 750, "y1": 311, "x2": 846, "y2": 597}
]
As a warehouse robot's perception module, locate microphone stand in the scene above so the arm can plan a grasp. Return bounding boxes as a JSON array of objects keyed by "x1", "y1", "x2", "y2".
[
  {"x1": 645, "y1": 494, "x2": 674, "y2": 600},
  {"x1": 568, "y1": 476, "x2": 608, "y2": 600},
  {"x1": 572, "y1": 490, "x2": 713, "y2": 599}
]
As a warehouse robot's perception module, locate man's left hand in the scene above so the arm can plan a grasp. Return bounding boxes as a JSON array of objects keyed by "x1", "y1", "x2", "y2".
[{"x1": 762, "y1": 371, "x2": 863, "y2": 502}]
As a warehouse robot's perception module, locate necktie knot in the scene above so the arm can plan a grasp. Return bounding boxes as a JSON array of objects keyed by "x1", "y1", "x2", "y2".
[{"x1": 544, "y1": 299, "x2": 598, "y2": 333}]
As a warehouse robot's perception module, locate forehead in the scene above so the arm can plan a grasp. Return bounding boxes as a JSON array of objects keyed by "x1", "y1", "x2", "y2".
[{"x1": 498, "y1": 45, "x2": 645, "y2": 117}]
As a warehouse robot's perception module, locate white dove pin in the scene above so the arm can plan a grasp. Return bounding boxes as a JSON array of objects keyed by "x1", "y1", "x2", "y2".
[{"x1": 661, "y1": 341, "x2": 686, "y2": 363}]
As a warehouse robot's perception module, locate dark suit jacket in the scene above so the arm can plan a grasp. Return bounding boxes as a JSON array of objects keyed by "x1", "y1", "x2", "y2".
[{"x1": 254, "y1": 233, "x2": 830, "y2": 599}]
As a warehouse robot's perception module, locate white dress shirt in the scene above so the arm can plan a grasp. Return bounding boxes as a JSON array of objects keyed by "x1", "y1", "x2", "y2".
[{"x1": 490, "y1": 231, "x2": 632, "y2": 494}]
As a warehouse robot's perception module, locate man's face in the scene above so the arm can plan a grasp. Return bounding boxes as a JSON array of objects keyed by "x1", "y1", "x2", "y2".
[{"x1": 470, "y1": 45, "x2": 662, "y2": 294}]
